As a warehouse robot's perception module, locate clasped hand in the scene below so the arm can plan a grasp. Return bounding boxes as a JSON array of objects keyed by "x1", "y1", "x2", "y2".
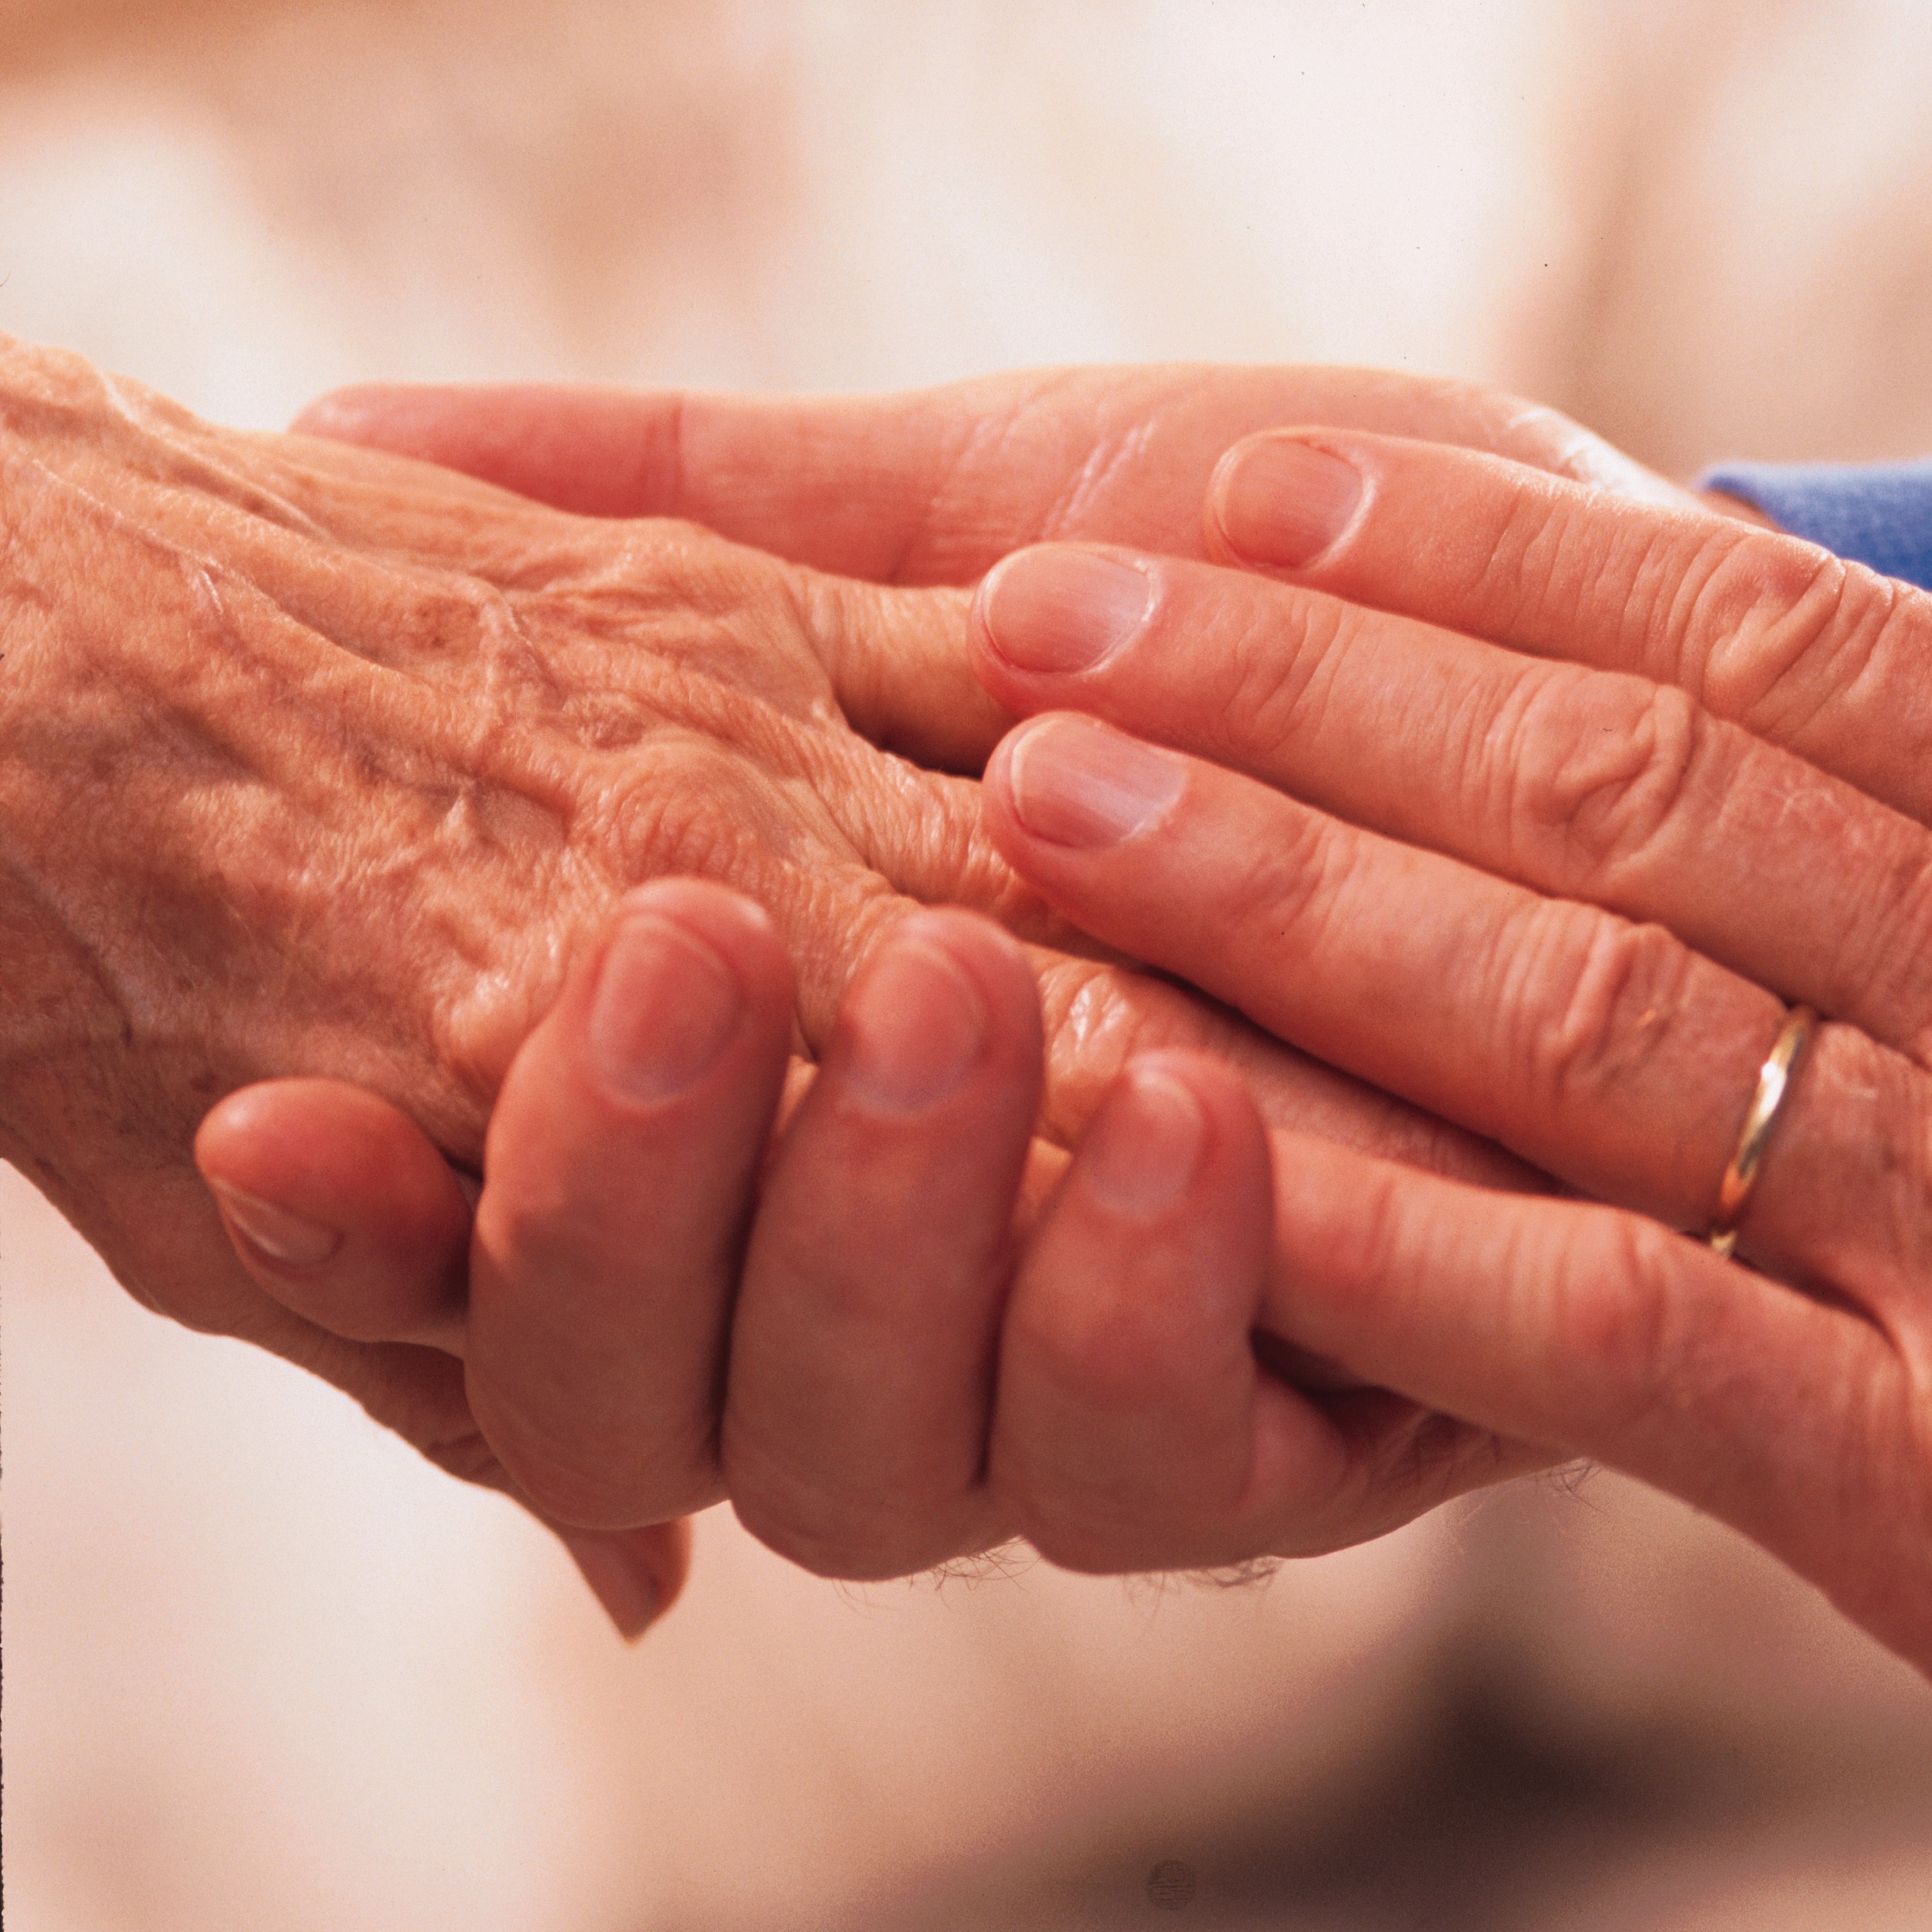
[
  {"x1": 14, "y1": 343, "x2": 1918, "y2": 1672},
  {"x1": 199, "y1": 377, "x2": 1932, "y2": 1675}
]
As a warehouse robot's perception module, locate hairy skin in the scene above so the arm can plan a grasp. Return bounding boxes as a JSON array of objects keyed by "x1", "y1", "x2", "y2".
[{"x1": 0, "y1": 338, "x2": 1533, "y2": 1508}]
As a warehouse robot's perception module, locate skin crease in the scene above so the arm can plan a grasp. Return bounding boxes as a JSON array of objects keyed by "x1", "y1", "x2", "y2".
[{"x1": 4, "y1": 340, "x2": 1573, "y2": 1610}]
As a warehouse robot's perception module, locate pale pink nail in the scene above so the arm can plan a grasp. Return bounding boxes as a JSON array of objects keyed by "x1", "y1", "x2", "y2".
[
  {"x1": 980, "y1": 547, "x2": 1153, "y2": 674},
  {"x1": 844, "y1": 932, "x2": 990, "y2": 1114},
  {"x1": 209, "y1": 1180, "x2": 341, "y2": 1268},
  {"x1": 1077, "y1": 1065, "x2": 1207, "y2": 1218},
  {"x1": 1214, "y1": 436, "x2": 1363, "y2": 567},
  {"x1": 589, "y1": 914, "x2": 743, "y2": 1105},
  {"x1": 1005, "y1": 715, "x2": 1184, "y2": 848}
]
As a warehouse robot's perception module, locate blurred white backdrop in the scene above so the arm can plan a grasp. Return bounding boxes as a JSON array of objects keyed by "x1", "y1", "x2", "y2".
[{"x1": 5, "y1": 4, "x2": 1932, "y2": 1927}]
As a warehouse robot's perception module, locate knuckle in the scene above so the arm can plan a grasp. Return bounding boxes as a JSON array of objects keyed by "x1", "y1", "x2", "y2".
[
  {"x1": 1217, "y1": 803, "x2": 1353, "y2": 956},
  {"x1": 728, "y1": 1487, "x2": 936, "y2": 1583},
  {"x1": 1848, "y1": 853, "x2": 1932, "y2": 1063},
  {"x1": 480, "y1": 1434, "x2": 608, "y2": 1526},
  {"x1": 1493, "y1": 484, "x2": 1593, "y2": 636},
  {"x1": 1028, "y1": 957, "x2": 1143, "y2": 1095},
  {"x1": 1028, "y1": 955, "x2": 1231, "y2": 1117},
  {"x1": 995, "y1": 1444, "x2": 1171, "y2": 1576},
  {"x1": 1347, "y1": 1406, "x2": 1513, "y2": 1533},
  {"x1": 349, "y1": 1346, "x2": 488, "y2": 1469},
  {"x1": 602, "y1": 741, "x2": 784, "y2": 891},
  {"x1": 1725, "y1": 1022, "x2": 1932, "y2": 1321},
  {"x1": 1503, "y1": 902, "x2": 1694, "y2": 1117},
  {"x1": 725, "y1": 1495, "x2": 866, "y2": 1579},
  {"x1": 1496, "y1": 671, "x2": 1706, "y2": 890},
  {"x1": 414, "y1": 1428, "x2": 513, "y2": 1495},
  {"x1": 1209, "y1": 591, "x2": 1355, "y2": 760},
  {"x1": 1689, "y1": 536, "x2": 1913, "y2": 742},
  {"x1": 1015, "y1": 1512, "x2": 1146, "y2": 1577},
  {"x1": 479, "y1": 1426, "x2": 629, "y2": 1529},
  {"x1": 1290, "y1": 1150, "x2": 1406, "y2": 1302},
  {"x1": 1545, "y1": 1210, "x2": 1688, "y2": 1441},
  {"x1": 722, "y1": 1421, "x2": 973, "y2": 1582}
]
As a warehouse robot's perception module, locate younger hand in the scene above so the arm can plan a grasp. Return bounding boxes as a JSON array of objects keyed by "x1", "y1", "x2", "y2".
[
  {"x1": 200, "y1": 881, "x2": 1541, "y2": 1631},
  {"x1": 964, "y1": 429, "x2": 1932, "y2": 1675}
]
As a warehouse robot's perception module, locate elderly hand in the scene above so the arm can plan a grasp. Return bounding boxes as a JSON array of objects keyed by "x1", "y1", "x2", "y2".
[
  {"x1": 962, "y1": 429, "x2": 1932, "y2": 1674},
  {"x1": 5, "y1": 341, "x2": 1548, "y2": 1626},
  {"x1": 191, "y1": 365, "x2": 1671, "y2": 1626}
]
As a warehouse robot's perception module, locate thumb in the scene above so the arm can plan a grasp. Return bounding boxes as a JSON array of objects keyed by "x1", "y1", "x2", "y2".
[{"x1": 798, "y1": 568, "x2": 1013, "y2": 773}]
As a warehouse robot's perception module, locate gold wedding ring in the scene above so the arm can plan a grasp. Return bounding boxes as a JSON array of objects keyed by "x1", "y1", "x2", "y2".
[{"x1": 1708, "y1": 1003, "x2": 1818, "y2": 1260}]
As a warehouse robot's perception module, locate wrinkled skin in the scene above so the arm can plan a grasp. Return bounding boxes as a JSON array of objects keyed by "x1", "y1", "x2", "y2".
[{"x1": 3, "y1": 339, "x2": 1547, "y2": 1533}]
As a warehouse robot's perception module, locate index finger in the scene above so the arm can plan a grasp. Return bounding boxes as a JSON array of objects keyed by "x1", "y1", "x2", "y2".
[
  {"x1": 1207, "y1": 430, "x2": 1932, "y2": 823},
  {"x1": 293, "y1": 368, "x2": 1677, "y2": 585}
]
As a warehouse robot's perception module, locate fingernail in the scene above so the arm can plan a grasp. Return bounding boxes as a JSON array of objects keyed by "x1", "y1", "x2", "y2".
[
  {"x1": 844, "y1": 931, "x2": 990, "y2": 1113},
  {"x1": 563, "y1": 1534, "x2": 660, "y2": 1642},
  {"x1": 1078, "y1": 1065, "x2": 1206, "y2": 1217},
  {"x1": 290, "y1": 392, "x2": 373, "y2": 438},
  {"x1": 1005, "y1": 715, "x2": 1183, "y2": 848},
  {"x1": 209, "y1": 1180, "x2": 341, "y2": 1268},
  {"x1": 1214, "y1": 437, "x2": 1363, "y2": 568},
  {"x1": 980, "y1": 547, "x2": 1153, "y2": 674},
  {"x1": 589, "y1": 914, "x2": 743, "y2": 1105}
]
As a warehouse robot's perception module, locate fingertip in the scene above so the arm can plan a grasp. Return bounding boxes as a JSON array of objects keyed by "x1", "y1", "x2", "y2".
[
  {"x1": 199, "y1": 1079, "x2": 470, "y2": 1227},
  {"x1": 205, "y1": 1177, "x2": 344, "y2": 1271},
  {"x1": 537, "y1": 880, "x2": 793, "y2": 1126},
  {"x1": 1201, "y1": 433, "x2": 1261, "y2": 562},
  {"x1": 1075, "y1": 1050, "x2": 1272, "y2": 1235},
  {"x1": 195, "y1": 1079, "x2": 473, "y2": 1343},
  {"x1": 1020, "y1": 1052, "x2": 1272, "y2": 1391},
  {"x1": 560, "y1": 1519, "x2": 693, "y2": 1642},
  {"x1": 993, "y1": 1051, "x2": 1280, "y2": 1570},
  {"x1": 1204, "y1": 431, "x2": 1366, "y2": 573},
  {"x1": 890, "y1": 905, "x2": 1039, "y2": 1031},
  {"x1": 289, "y1": 383, "x2": 408, "y2": 442},
  {"x1": 611, "y1": 878, "x2": 792, "y2": 1010},
  {"x1": 978, "y1": 714, "x2": 1075, "y2": 853},
  {"x1": 827, "y1": 906, "x2": 1044, "y2": 1131},
  {"x1": 617, "y1": 874, "x2": 776, "y2": 934},
  {"x1": 1072, "y1": 1059, "x2": 1210, "y2": 1221},
  {"x1": 965, "y1": 557, "x2": 1013, "y2": 707}
]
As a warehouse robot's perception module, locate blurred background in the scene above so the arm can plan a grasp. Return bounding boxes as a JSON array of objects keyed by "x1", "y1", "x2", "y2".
[{"x1": 5, "y1": 2, "x2": 1932, "y2": 1927}]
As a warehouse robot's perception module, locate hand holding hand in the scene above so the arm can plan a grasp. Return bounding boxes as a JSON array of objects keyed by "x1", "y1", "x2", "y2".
[
  {"x1": 202, "y1": 879, "x2": 1544, "y2": 1632},
  {"x1": 190, "y1": 363, "x2": 1703, "y2": 1628},
  {"x1": 968, "y1": 429, "x2": 1932, "y2": 1673},
  {"x1": 7, "y1": 341, "x2": 1530, "y2": 1626}
]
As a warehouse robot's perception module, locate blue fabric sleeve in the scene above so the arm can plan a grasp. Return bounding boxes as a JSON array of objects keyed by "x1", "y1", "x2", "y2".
[{"x1": 1699, "y1": 458, "x2": 1932, "y2": 593}]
